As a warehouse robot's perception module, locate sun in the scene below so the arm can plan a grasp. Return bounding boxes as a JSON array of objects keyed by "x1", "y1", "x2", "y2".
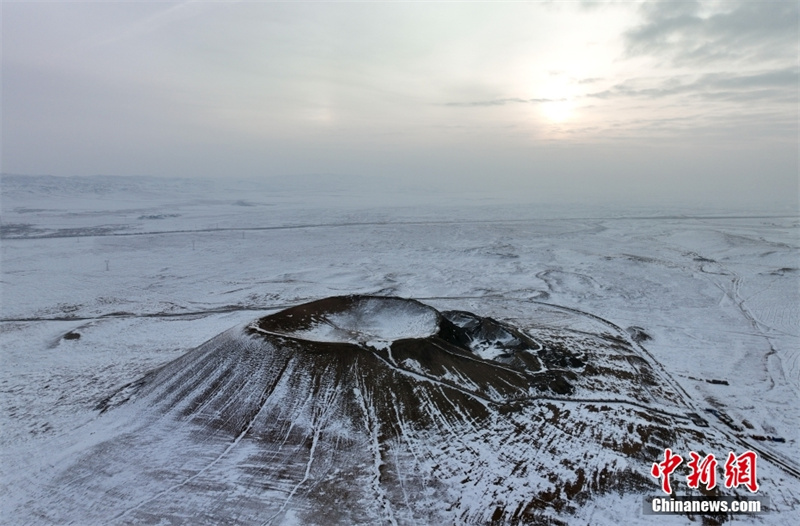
[
  {"x1": 532, "y1": 74, "x2": 579, "y2": 125},
  {"x1": 540, "y1": 99, "x2": 574, "y2": 123}
]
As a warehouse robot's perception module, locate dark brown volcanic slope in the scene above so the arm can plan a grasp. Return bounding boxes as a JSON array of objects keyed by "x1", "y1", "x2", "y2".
[{"x1": 7, "y1": 296, "x2": 795, "y2": 525}]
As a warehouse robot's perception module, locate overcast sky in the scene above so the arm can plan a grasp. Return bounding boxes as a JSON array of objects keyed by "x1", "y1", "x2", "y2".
[{"x1": 2, "y1": 1, "x2": 798, "y2": 208}]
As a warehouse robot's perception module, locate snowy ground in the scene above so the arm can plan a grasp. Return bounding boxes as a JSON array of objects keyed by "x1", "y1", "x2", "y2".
[{"x1": 1, "y1": 175, "x2": 798, "y2": 524}]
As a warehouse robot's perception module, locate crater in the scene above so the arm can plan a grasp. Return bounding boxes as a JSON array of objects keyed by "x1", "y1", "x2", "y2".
[{"x1": 254, "y1": 295, "x2": 439, "y2": 344}]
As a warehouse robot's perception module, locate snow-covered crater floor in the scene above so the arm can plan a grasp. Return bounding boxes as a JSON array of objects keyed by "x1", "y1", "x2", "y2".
[{"x1": 253, "y1": 296, "x2": 440, "y2": 344}]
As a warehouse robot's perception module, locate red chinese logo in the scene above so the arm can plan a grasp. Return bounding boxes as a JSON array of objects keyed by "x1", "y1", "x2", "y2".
[
  {"x1": 651, "y1": 448, "x2": 683, "y2": 494},
  {"x1": 724, "y1": 451, "x2": 759, "y2": 493},
  {"x1": 651, "y1": 449, "x2": 758, "y2": 494},
  {"x1": 686, "y1": 452, "x2": 717, "y2": 490}
]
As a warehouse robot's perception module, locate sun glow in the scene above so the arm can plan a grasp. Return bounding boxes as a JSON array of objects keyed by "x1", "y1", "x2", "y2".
[
  {"x1": 540, "y1": 99, "x2": 575, "y2": 123},
  {"x1": 531, "y1": 74, "x2": 580, "y2": 125}
]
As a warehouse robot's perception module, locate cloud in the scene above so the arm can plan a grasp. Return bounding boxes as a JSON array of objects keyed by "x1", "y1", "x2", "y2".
[
  {"x1": 625, "y1": 0, "x2": 798, "y2": 66},
  {"x1": 442, "y1": 98, "x2": 563, "y2": 107},
  {"x1": 587, "y1": 68, "x2": 799, "y2": 103}
]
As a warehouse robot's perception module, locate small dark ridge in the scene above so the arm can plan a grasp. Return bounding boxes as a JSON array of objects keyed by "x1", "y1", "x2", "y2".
[
  {"x1": 138, "y1": 214, "x2": 180, "y2": 220},
  {"x1": 63, "y1": 331, "x2": 81, "y2": 340},
  {"x1": 687, "y1": 413, "x2": 709, "y2": 427},
  {"x1": 704, "y1": 408, "x2": 743, "y2": 432},
  {"x1": 626, "y1": 326, "x2": 651, "y2": 342},
  {"x1": 751, "y1": 435, "x2": 786, "y2": 443}
]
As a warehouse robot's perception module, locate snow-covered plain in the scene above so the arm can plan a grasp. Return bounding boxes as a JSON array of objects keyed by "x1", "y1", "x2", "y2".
[{"x1": 1, "y1": 175, "x2": 798, "y2": 524}]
